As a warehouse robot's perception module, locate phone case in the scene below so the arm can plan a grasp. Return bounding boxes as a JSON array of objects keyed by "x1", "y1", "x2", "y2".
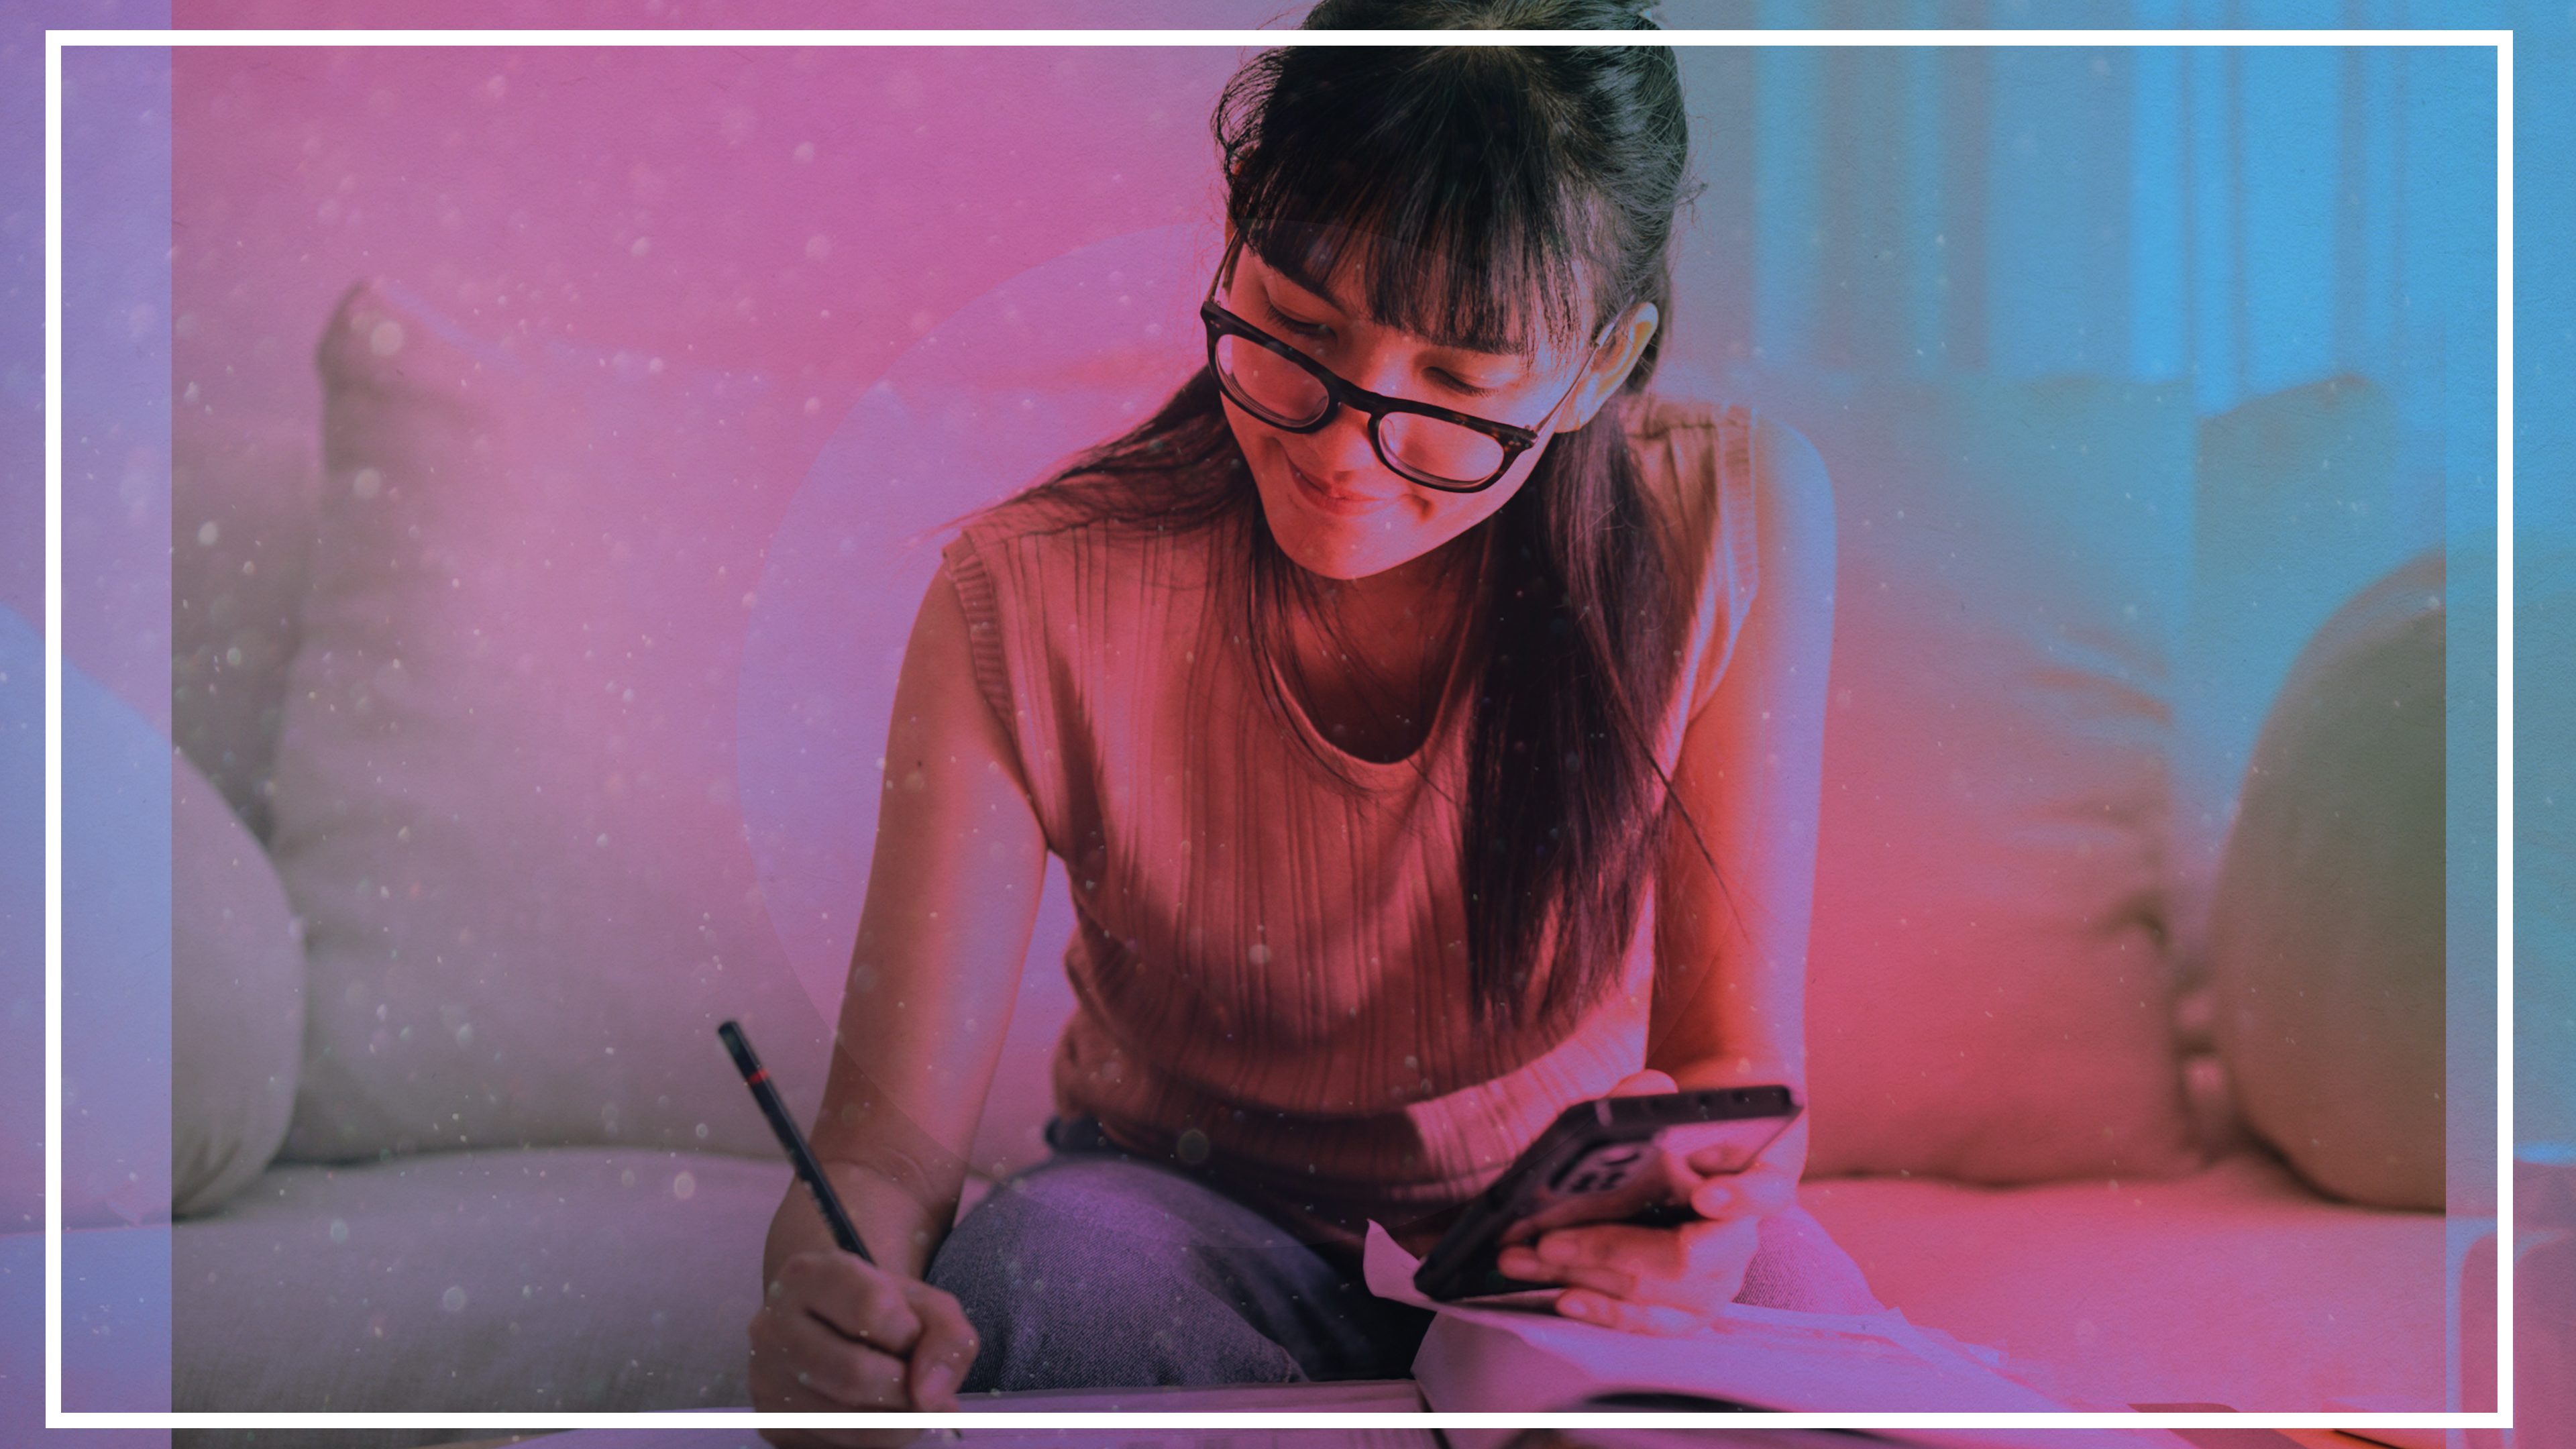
[{"x1": 1411, "y1": 1085, "x2": 1801, "y2": 1302}]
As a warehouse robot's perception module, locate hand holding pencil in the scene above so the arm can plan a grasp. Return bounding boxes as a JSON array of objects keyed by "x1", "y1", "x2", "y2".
[
  {"x1": 726, "y1": 1020, "x2": 980, "y2": 1445},
  {"x1": 720, "y1": 1021, "x2": 875, "y2": 1265}
]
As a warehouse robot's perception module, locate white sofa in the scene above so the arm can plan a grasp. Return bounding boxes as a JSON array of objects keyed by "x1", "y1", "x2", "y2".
[{"x1": 1, "y1": 226, "x2": 2483, "y2": 1443}]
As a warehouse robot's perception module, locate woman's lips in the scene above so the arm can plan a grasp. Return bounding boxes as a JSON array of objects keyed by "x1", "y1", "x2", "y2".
[{"x1": 1289, "y1": 460, "x2": 1395, "y2": 518}]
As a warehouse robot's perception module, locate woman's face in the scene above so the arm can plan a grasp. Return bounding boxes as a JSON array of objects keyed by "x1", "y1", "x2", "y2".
[{"x1": 1216, "y1": 248, "x2": 1656, "y2": 586}]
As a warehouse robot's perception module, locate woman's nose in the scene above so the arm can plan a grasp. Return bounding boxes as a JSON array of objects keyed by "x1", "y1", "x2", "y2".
[{"x1": 1307, "y1": 396, "x2": 1384, "y2": 480}]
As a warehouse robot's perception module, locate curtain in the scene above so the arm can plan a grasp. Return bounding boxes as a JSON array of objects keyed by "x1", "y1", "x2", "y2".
[{"x1": 1664, "y1": 17, "x2": 2498, "y2": 557}]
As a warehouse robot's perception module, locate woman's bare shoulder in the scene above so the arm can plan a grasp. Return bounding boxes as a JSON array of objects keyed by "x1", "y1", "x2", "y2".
[
  {"x1": 1622, "y1": 392, "x2": 1754, "y2": 564},
  {"x1": 1745, "y1": 413, "x2": 1833, "y2": 582},
  {"x1": 1627, "y1": 396, "x2": 1829, "y2": 525},
  {"x1": 1748, "y1": 413, "x2": 1829, "y2": 504}
]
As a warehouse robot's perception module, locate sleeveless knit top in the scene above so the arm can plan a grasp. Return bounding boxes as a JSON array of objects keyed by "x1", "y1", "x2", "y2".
[{"x1": 941, "y1": 396, "x2": 1760, "y2": 1248}]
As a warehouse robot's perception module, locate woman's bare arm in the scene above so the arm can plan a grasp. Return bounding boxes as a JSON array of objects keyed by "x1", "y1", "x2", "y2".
[
  {"x1": 1646, "y1": 413, "x2": 1836, "y2": 1141},
  {"x1": 750, "y1": 566, "x2": 1049, "y2": 1436},
  {"x1": 791, "y1": 565, "x2": 1051, "y2": 1273}
]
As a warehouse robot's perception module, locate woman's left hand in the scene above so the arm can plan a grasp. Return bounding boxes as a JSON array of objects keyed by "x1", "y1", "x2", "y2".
[{"x1": 1491, "y1": 1069, "x2": 1799, "y2": 1334}]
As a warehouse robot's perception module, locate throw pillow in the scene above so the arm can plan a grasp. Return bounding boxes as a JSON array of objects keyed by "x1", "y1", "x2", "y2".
[
  {"x1": 2210, "y1": 548, "x2": 2446, "y2": 1210},
  {"x1": 171, "y1": 744, "x2": 305, "y2": 1216},
  {"x1": 1783, "y1": 373, "x2": 2206, "y2": 1183},
  {"x1": 172, "y1": 410, "x2": 327, "y2": 844},
  {"x1": 2171, "y1": 375, "x2": 2405, "y2": 976},
  {"x1": 270, "y1": 280, "x2": 835, "y2": 1162}
]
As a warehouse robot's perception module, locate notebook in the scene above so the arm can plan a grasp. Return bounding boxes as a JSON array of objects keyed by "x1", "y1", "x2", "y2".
[{"x1": 1362, "y1": 1222, "x2": 2194, "y2": 1446}]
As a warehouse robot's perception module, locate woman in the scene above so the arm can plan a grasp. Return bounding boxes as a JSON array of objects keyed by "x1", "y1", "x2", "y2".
[{"x1": 749, "y1": 0, "x2": 1876, "y2": 1427}]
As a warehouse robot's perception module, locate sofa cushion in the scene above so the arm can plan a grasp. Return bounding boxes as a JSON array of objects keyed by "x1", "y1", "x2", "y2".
[
  {"x1": 1770, "y1": 374, "x2": 2204, "y2": 1183},
  {"x1": 172, "y1": 744, "x2": 305, "y2": 1217},
  {"x1": 270, "y1": 280, "x2": 836, "y2": 1162},
  {"x1": 170, "y1": 1148, "x2": 785, "y2": 1424},
  {"x1": 1802, "y1": 1150, "x2": 2447, "y2": 1413},
  {"x1": 2208, "y1": 549, "x2": 2446, "y2": 1210},
  {"x1": 3, "y1": 1223, "x2": 176, "y2": 1417}
]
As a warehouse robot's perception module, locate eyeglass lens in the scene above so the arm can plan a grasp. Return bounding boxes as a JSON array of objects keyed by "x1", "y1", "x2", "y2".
[{"x1": 1211, "y1": 332, "x2": 1509, "y2": 488}]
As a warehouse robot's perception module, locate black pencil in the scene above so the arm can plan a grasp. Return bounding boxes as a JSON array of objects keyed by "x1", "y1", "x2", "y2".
[{"x1": 718, "y1": 1019, "x2": 874, "y2": 1265}]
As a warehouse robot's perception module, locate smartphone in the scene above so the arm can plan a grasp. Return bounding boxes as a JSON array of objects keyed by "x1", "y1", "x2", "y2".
[{"x1": 1411, "y1": 1085, "x2": 1801, "y2": 1302}]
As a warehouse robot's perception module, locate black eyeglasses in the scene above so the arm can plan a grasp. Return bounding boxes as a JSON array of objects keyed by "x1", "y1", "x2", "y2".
[{"x1": 1200, "y1": 266, "x2": 1604, "y2": 494}]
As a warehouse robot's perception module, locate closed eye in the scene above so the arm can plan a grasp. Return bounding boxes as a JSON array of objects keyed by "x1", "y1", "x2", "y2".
[
  {"x1": 1258, "y1": 285, "x2": 1509, "y2": 401},
  {"x1": 1261, "y1": 299, "x2": 1330, "y2": 340}
]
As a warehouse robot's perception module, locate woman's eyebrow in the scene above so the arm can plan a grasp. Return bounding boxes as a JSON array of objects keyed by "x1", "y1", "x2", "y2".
[
  {"x1": 1261, "y1": 260, "x2": 1354, "y2": 318},
  {"x1": 1415, "y1": 327, "x2": 1538, "y2": 375},
  {"x1": 1264, "y1": 255, "x2": 1535, "y2": 369},
  {"x1": 1428, "y1": 336, "x2": 1526, "y2": 368}
]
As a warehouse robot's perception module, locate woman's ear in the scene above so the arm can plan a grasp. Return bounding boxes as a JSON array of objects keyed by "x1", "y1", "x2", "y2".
[{"x1": 1562, "y1": 302, "x2": 1660, "y2": 431}]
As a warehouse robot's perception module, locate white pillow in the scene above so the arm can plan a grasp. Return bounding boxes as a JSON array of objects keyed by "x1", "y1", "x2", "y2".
[
  {"x1": 172, "y1": 411, "x2": 327, "y2": 845},
  {"x1": 270, "y1": 281, "x2": 835, "y2": 1162},
  {"x1": 1775, "y1": 373, "x2": 2207, "y2": 1183},
  {"x1": 171, "y1": 744, "x2": 304, "y2": 1216},
  {"x1": 2171, "y1": 375, "x2": 2407, "y2": 976}
]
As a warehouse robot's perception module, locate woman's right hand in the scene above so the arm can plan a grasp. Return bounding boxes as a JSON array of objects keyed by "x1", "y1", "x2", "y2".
[{"x1": 747, "y1": 1247, "x2": 979, "y2": 1448}]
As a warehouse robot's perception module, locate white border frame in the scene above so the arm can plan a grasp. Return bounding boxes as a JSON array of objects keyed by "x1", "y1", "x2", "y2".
[{"x1": 42, "y1": 23, "x2": 2516, "y2": 1439}]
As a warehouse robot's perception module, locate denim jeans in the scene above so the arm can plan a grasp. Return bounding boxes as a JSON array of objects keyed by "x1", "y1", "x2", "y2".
[{"x1": 926, "y1": 1117, "x2": 1883, "y2": 1394}]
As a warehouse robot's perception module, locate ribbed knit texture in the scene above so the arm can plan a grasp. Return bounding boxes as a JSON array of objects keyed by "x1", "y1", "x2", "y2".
[{"x1": 942, "y1": 396, "x2": 1758, "y2": 1246}]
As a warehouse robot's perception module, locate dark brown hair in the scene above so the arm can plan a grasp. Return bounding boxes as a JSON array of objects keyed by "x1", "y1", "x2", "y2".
[{"x1": 1017, "y1": 0, "x2": 1701, "y2": 1029}]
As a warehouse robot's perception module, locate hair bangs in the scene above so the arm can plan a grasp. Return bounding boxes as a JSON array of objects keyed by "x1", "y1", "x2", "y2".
[{"x1": 1225, "y1": 47, "x2": 1612, "y2": 361}]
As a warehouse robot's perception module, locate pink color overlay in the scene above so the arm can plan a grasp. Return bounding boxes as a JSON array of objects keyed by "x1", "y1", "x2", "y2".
[{"x1": 127, "y1": 35, "x2": 2486, "y2": 1424}]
